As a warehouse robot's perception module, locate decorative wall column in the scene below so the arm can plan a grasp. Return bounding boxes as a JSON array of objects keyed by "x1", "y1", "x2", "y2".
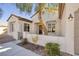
[{"x1": 55, "y1": 18, "x2": 61, "y2": 36}]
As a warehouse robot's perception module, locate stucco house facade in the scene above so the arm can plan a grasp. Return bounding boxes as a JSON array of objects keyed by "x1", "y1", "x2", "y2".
[
  {"x1": 7, "y1": 13, "x2": 59, "y2": 39},
  {"x1": 7, "y1": 3, "x2": 79, "y2": 55},
  {"x1": 7, "y1": 14, "x2": 33, "y2": 40}
]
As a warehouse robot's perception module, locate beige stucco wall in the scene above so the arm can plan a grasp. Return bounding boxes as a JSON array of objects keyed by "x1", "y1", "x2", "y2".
[
  {"x1": 42, "y1": 8, "x2": 58, "y2": 22},
  {"x1": 61, "y1": 3, "x2": 79, "y2": 55},
  {"x1": 31, "y1": 13, "x2": 39, "y2": 34},
  {"x1": 8, "y1": 16, "x2": 19, "y2": 40},
  {"x1": 23, "y1": 33, "x2": 65, "y2": 52}
]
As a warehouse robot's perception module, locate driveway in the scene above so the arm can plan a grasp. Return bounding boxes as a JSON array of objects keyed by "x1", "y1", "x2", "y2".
[
  {"x1": 0, "y1": 34, "x2": 15, "y2": 44},
  {"x1": 0, "y1": 41, "x2": 39, "y2": 56}
]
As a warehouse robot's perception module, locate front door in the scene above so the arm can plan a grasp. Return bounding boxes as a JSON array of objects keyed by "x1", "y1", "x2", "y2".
[{"x1": 39, "y1": 25, "x2": 42, "y2": 34}]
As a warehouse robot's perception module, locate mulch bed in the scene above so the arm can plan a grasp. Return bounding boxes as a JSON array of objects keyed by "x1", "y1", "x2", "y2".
[
  {"x1": 18, "y1": 42, "x2": 72, "y2": 56},
  {"x1": 18, "y1": 42, "x2": 46, "y2": 56}
]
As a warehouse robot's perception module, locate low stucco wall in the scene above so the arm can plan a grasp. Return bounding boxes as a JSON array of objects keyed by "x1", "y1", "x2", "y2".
[
  {"x1": 23, "y1": 33, "x2": 66, "y2": 52},
  {"x1": 23, "y1": 32, "x2": 74, "y2": 55}
]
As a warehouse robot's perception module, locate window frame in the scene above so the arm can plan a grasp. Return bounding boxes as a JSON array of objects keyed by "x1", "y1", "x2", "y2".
[
  {"x1": 24, "y1": 23, "x2": 30, "y2": 32},
  {"x1": 48, "y1": 23, "x2": 55, "y2": 32}
]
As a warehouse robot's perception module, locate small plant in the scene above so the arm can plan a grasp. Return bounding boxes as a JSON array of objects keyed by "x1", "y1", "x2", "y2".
[
  {"x1": 21, "y1": 38, "x2": 28, "y2": 45},
  {"x1": 45, "y1": 42, "x2": 60, "y2": 56}
]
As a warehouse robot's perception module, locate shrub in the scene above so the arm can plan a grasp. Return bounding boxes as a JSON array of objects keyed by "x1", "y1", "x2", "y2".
[{"x1": 45, "y1": 43, "x2": 60, "y2": 56}]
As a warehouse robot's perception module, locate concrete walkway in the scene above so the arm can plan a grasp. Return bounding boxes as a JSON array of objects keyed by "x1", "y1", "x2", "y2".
[{"x1": 0, "y1": 41, "x2": 40, "y2": 56}]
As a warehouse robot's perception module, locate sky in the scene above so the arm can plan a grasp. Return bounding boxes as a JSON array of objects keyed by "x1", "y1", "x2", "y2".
[
  {"x1": 0, "y1": 3, "x2": 35, "y2": 22},
  {"x1": 0, "y1": 3, "x2": 58, "y2": 25}
]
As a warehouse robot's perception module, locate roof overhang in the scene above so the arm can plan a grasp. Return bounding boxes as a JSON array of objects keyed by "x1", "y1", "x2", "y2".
[{"x1": 7, "y1": 14, "x2": 32, "y2": 23}]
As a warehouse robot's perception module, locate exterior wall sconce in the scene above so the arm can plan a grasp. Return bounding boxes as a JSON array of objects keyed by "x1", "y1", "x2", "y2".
[{"x1": 68, "y1": 13, "x2": 74, "y2": 20}]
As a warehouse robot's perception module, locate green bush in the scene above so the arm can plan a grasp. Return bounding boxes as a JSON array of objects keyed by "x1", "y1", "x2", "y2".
[{"x1": 45, "y1": 43, "x2": 60, "y2": 56}]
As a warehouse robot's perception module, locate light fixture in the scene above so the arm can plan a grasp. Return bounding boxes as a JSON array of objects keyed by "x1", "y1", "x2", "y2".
[{"x1": 68, "y1": 13, "x2": 74, "y2": 20}]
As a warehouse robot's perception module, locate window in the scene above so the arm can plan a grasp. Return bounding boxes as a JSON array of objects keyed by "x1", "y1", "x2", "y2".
[
  {"x1": 10, "y1": 23, "x2": 14, "y2": 32},
  {"x1": 48, "y1": 24, "x2": 51, "y2": 32},
  {"x1": 48, "y1": 23, "x2": 55, "y2": 32},
  {"x1": 52, "y1": 24, "x2": 55, "y2": 32},
  {"x1": 24, "y1": 23, "x2": 30, "y2": 32},
  {"x1": 48, "y1": 24, "x2": 51, "y2": 27}
]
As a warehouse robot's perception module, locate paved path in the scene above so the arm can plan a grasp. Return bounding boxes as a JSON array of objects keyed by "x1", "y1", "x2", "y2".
[{"x1": 0, "y1": 41, "x2": 39, "y2": 56}]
